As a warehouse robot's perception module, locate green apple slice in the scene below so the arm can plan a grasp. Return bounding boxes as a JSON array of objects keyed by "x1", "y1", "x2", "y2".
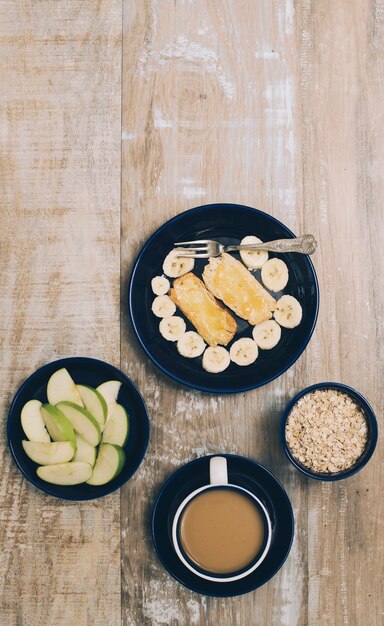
[
  {"x1": 87, "y1": 444, "x2": 125, "y2": 486},
  {"x1": 102, "y1": 403, "x2": 129, "y2": 446},
  {"x1": 73, "y1": 434, "x2": 97, "y2": 467},
  {"x1": 22, "y1": 440, "x2": 75, "y2": 465},
  {"x1": 56, "y1": 401, "x2": 101, "y2": 447},
  {"x1": 47, "y1": 368, "x2": 84, "y2": 407},
  {"x1": 40, "y1": 404, "x2": 76, "y2": 445},
  {"x1": 96, "y1": 381, "x2": 122, "y2": 406},
  {"x1": 37, "y1": 462, "x2": 92, "y2": 485},
  {"x1": 21, "y1": 399, "x2": 50, "y2": 442},
  {"x1": 76, "y1": 385, "x2": 107, "y2": 428}
]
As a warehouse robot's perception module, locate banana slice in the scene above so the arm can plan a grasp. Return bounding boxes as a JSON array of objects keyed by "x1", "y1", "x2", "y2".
[
  {"x1": 239, "y1": 236, "x2": 268, "y2": 270},
  {"x1": 162, "y1": 249, "x2": 195, "y2": 278},
  {"x1": 152, "y1": 295, "x2": 176, "y2": 318},
  {"x1": 177, "y1": 331, "x2": 206, "y2": 358},
  {"x1": 252, "y1": 320, "x2": 281, "y2": 349},
  {"x1": 274, "y1": 295, "x2": 302, "y2": 328},
  {"x1": 261, "y1": 258, "x2": 289, "y2": 292},
  {"x1": 151, "y1": 275, "x2": 170, "y2": 296},
  {"x1": 202, "y1": 346, "x2": 231, "y2": 373},
  {"x1": 229, "y1": 338, "x2": 258, "y2": 366},
  {"x1": 159, "y1": 316, "x2": 186, "y2": 341}
]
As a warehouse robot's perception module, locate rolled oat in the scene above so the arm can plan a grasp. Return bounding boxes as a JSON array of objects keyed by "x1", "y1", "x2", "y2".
[{"x1": 285, "y1": 389, "x2": 368, "y2": 473}]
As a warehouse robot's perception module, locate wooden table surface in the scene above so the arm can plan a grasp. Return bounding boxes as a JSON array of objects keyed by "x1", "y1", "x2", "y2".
[{"x1": 1, "y1": 1, "x2": 383, "y2": 625}]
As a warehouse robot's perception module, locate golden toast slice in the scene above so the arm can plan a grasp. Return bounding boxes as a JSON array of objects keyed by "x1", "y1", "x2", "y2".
[
  {"x1": 202, "y1": 253, "x2": 276, "y2": 325},
  {"x1": 169, "y1": 273, "x2": 237, "y2": 347}
]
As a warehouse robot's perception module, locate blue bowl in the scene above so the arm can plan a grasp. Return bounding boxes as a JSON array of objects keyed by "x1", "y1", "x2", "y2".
[
  {"x1": 129, "y1": 203, "x2": 319, "y2": 394},
  {"x1": 281, "y1": 382, "x2": 378, "y2": 481},
  {"x1": 7, "y1": 357, "x2": 150, "y2": 500}
]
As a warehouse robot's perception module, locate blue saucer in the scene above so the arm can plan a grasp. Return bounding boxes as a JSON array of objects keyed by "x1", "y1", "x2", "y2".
[
  {"x1": 129, "y1": 204, "x2": 319, "y2": 393},
  {"x1": 151, "y1": 454, "x2": 294, "y2": 597},
  {"x1": 7, "y1": 357, "x2": 150, "y2": 500}
]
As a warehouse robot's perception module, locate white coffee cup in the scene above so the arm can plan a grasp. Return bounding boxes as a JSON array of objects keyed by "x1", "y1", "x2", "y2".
[{"x1": 172, "y1": 456, "x2": 272, "y2": 583}]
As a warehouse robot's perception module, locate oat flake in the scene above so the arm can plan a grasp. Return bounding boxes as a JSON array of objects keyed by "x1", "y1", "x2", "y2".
[{"x1": 285, "y1": 389, "x2": 368, "y2": 473}]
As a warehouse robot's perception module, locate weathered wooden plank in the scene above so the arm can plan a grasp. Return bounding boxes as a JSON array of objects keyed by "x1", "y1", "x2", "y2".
[
  {"x1": 121, "y1": 2, "x2": 307, "y2": 624},
  {"x1": 0, "y1": 1, "x2": 122, "y2": 625},
  {"x1": 298, "y1": 2, "x2": 384, "y2": 624}
]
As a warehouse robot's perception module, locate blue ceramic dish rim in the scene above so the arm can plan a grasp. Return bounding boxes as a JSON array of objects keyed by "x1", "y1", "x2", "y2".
[
  {"x1": 7, "y1": 357, "x2": 150, "y2": 501},
  {"x1": 151, "y1": 453, "x2": 295, "y2": 597},
  {"x1": 128, "y1": 203, "x2": 320, "y2": 394},
  {"x1": 280, "y1": 382, "x2": 378, "y2": 481}
]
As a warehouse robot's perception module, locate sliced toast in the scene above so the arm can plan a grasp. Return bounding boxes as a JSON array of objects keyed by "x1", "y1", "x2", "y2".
[
  {"x1": 203, "y1": 253, "x2": 276, "y2": 325},
  {"x1": 169, "y1": 273, "x2": 237, "y2": 347}
]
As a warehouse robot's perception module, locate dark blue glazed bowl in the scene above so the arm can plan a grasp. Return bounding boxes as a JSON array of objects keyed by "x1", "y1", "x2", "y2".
[
  {"x1": 7, "y1": 357, "x2": 150, "y2": 500},
  {"x1": 129, "y1": 203, "x2": 319, "y2": 394},
  {"x1": 281, "y1": 382, "x2": 378, "y2": 481}
]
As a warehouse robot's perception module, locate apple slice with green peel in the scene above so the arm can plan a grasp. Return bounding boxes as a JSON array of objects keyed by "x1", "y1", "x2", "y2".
[
  {"x1": 96, "y1": 381, "x2": 122, "y2": 428},
  {"x1": 41, "y1": 404, "x2": 76, "y2": 445},
  {"x1": 21, "y1": 399, "x2": 50, "y2": 442},
  {"x1": 76, "y1": 385, "x2": 107, "y2": 429},
  {"x1": 56, "y1": 401, "x2": 101, "y2": 447},
  {"x1": 96, "y1": 381, "x2": 122, "y2": 406},
  {"x1": 102, "y1": 403, "x2": 129, "y2": 446},
  {"x1": 37, "y1": 462, "x2": 92, "y2": 485},
  {"x1": 73, "y1": 434, "x2": 97, "y2": 467},
  {"x1": 87, "y1": 444, "x2": 125, "y2": 486},
  {"x1": 22, "y1": 440, "x2": 75, "y2": 465},
  {"x1": 47, "y1": 368, "x2": 84, "y2": 407}
]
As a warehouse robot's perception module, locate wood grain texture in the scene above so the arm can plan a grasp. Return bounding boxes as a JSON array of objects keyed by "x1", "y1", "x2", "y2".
[
  {"x1": 298, "y1": 2, "x2": 384, "y2": 624},
  {"x1": 121, "y1": 1, "x2": 383, "y2": 625},
  {"x1": 0, "y1": 1, "x2": 122, "y2": 625},
  {"x1": 1, "y1": 0, "x2": 383, "y2": 624}
]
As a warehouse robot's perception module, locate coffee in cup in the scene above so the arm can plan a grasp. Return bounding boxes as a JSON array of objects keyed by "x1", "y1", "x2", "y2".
[{"x1": 172, "y1": 456, "x2": 272, "y2": 582}]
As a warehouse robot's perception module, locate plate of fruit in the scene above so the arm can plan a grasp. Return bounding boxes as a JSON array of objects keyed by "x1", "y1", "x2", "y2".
[
  {"x1": 7, "y1": 357, "x2": 150, "y2": 500},
  {"x1": 129, "y1": 204, "x2": 319, "y2": 394}
]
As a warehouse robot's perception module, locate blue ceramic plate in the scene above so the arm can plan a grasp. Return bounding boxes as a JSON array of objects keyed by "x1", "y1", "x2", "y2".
[
  {"x1": 7, "y1": 357, "x2": 150, "y2": 500},
  {"x1": 151, "y1": 454, "x2": 294, "y2": 597},
  {"x1": 129, "y1": 204, "x2": 319, "y2": 393},
  {"x1": 281, "y1": 382, "x2": 378, "y2": 480}
]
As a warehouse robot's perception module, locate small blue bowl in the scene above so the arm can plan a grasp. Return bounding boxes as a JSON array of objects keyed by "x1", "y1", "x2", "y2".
[
  {"x1": 7, "y1": 357, "x2": 150, "y2": 500},
  {"x1": 281, "y1": 382, "x2": 378, "y2": 481}
]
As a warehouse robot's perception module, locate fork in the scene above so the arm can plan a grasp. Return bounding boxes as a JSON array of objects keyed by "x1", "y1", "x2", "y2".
[{"x1": 174, "y1": 234, "x2": 317, "y2": 258}]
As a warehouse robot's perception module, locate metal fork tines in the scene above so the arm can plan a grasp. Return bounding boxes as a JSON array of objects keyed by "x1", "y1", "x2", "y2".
[
  {"x1": 174, "y1": 234, "x2": 317, "y2": 258},
  {"x1": 174, "y1": 240, "x2": 222, "y2": 258}
]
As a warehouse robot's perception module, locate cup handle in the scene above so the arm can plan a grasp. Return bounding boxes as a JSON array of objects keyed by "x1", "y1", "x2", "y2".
[{"x1": 209, "y1": 456, "x2": 228, "y2": 485}]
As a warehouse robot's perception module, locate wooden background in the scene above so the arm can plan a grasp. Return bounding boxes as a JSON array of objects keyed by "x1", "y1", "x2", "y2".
[{"x1": 1, "y1": 1, "x2": 383, "y2": 624}]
